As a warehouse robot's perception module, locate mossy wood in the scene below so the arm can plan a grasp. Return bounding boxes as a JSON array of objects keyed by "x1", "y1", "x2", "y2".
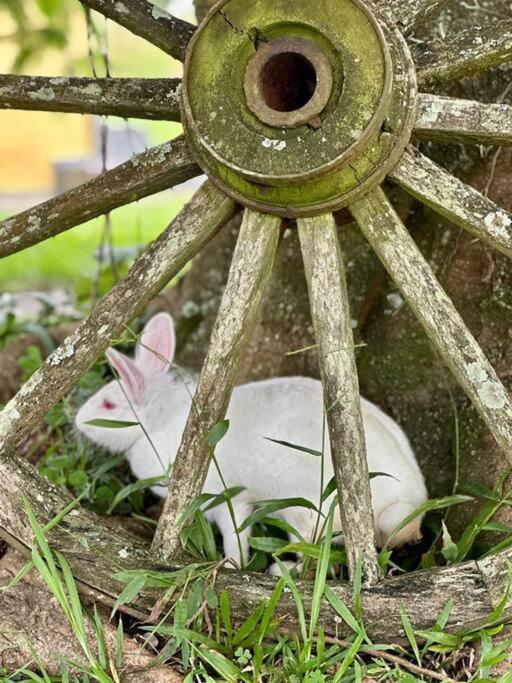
[
  {"x1": 152, "y1": 209, "x2": 281, "y2": 561},
  {"x1": 299, "y1": 214, "x2": 379, "y2": 586},
  {"x1": 415, "y1": 94, "x2": 512, "y2": 146},
  {"x1": 1, "y1": 0, "x2": 512, "y2": 642},
  {"x1": 0, "y1": 137, "x2": 201, "y2": 258},
  {"x1": 1, "y1": 450, "x2": 512, "y2": 645},
  {"x1": 0, "y1": 75, "x2": 183, "y2": 121}
]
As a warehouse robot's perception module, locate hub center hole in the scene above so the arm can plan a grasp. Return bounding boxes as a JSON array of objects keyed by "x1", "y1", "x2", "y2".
[{"x1": 259, "y1": 52, "x2": 317, "y2": 112}]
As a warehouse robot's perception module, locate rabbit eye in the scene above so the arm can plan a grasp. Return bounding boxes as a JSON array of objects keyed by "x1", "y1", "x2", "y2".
[{"x1": 102, "y1": 399, "x2": 116, "y2": 410}]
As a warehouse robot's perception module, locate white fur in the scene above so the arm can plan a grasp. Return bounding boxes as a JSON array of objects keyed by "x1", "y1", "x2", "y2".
[{"x1": 75, "y1": 314, "x2": 428, "y2": 565}]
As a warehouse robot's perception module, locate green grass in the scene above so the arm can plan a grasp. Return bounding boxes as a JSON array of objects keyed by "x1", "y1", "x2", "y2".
[{"x1": 0, "y1": 190, "x2": 192, "y2": 291}]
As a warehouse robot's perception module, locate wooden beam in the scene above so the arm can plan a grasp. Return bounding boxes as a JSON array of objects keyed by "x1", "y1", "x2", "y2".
[
  {"x1": 0, "y1": 136, "x2": 201, "y2": 258},
  {"x1": 390, "y1": 147, "x2": 512, "y2": 260},
  {"x1": 152, "y1": 209, "x2": 281, "y2": 562},
  {"x1": 79, "y1": 0, "x2": 195, "y2": 62},
  {"x1": 376, "y1": 0, "x2": 448, "y2": 34},
  {"x1": 414, "y1": 20, "x2": 512, "y2": 86},
  {"x1": 298, "y1": 213, "x2": 379, "y2": 586},
  {"x1": 350, "y1": 187, "x2": 512, "y2": 463},
  {"x1": 0, "y1": 447, "x2": 510, "y2": 645},
  {"x1": 414, "y1": 94, "x2": 512, "y2": 146},
  {"x1": 0, "y1": 75, "x2": 182, "y2": 121}
]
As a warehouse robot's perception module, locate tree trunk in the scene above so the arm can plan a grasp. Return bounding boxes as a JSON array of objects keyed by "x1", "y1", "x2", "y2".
[{"x1": 167, "y1": 0, "x2": 512, "y2": 541}]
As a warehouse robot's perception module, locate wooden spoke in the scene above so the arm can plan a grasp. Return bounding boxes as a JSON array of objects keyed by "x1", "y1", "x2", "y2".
[
  {"x1": 414, "y1": 19, "x2": 512, "y2": 86},
  {"x1": 298, "y1": 214, "x2": 379, "y2": 587},
  {"x1": 152, "y1": 210, "x2": 281, "y2": 562},
  {"x1": 381, "y1": 0, "x2": 448, "y2": 35},
  {"x1": 79, "y1": 0, "x2": 195, "y2": 62},
  {"x1": 350, "y1": 188, "x2": 512, "y2": 463},
  {"x1": 414, "y1": 93, "x2": 512, "y2": 146},
  {"x1": 0, "y1": 136, "x2": 200, "y2": 258},
  {"x1": 0, "y1": 75, "x2": 182, "y2": 121},
  {"x1": 390, "y1": 147, "x2": 512, "y2": 260},
  {"x1": 0, "y1": 182, "x2": 235, "y2": 454}
]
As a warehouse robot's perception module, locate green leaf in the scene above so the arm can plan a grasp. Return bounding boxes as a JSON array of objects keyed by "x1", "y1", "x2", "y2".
[
  {"x1": 265, "y1": 437, "x2": 322, "y2": 457},
  {"x1": 483, "y1": 521, "x2": 512, "y2": 534},
  {"x1": 276, "y1": 542, "x2": 345, "y2": 566},
  {"x1": 220, "y1": 590, "x2": 233, "y2": 641},
  {"x1": 310, "y1": 500, "x2": 336, "y2": 639},
  {"x1": 238, "y1": 498, "x2": 319, "y2": 533},
  {"x1": 334, "y1": 633, "x2": 365, "y2": 682},
  {"x1": 273, "y1": 557, "x2": 307, "y2": 642},
  {"x1": 321, "y1": 476, "x2": 337, "y2": 502},
  {"x1": 110, "y1": 575, "x2": 147, "y2": 619},
  {"x1": 456, "y1": 497, "x2": 502, "y2": 562},
  {"x1": 464, "y1": 482, "x2": 500, "y2": 501},
  {"x1": 415, "y1": 630, "x2": 460, "y2": 648},
  {"x1": 68, "y1": 470, "x2": 88, "y2": 489},
  {"x1": 259, "y1": 516, "x2": 305, "y2": 541},
  {"x1": 177, "y1": 487, "x2": 245, "y2": 527},
  {"x1": 233, "y1": 601, "x2": 266, "y2": 646},
  {"x1": 441, "y1": 521, "x2": 458, "y2": 564},
  {"x1": 258, "y1": 577, "x2": 285, "y2": 644},
  {"x1": 249, "y1": 537, "x2": 289, "y2": 553},
  {"x1": 385, "y1": 495, "x2": 473, "y2": 548},
  {"x1": 400, "y1": 603, "x2": 421, "y2": 666},
  {"x1": 207, "y1": 420, "x2": 230, "y2": 448},
  {"x1": 193, "y1": 645, "x2": 242, "y2": 681},
  {"x1": 323, "y1": 585, "x2": 361, "y2": 635},
  {"x1": 107, "y1": 476, "x2": 167, "y2": 514},
  {"x1": 195, "y1": 510, "x2": 218, "y2": 562},
  {"x1": 85, "y1": 418, "x2": 139, "y2": 428}
]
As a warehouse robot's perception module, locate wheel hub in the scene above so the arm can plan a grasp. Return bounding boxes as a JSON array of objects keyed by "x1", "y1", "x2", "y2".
[{"x1": 181, "y1": 0, "x2": 418, "y2": 217}]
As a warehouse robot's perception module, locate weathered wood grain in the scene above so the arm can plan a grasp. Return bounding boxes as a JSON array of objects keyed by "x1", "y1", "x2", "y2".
[
  {"x1": 152, "y1": 210, "x2": 281, "y2": 561},
  {"x1": 0, "y1": 136, "x2": 201, "y2": 258},
  {"x1": 0, "y1": 75, "x2": 182, "y2": 121},
  {"x1": 298, "y1": 214, "x2": 379, "y2": 587},
  {"x1": 414, "y1": 19, "x2": 512, "y2": 86},
  {"x1": 376, "y1": 0, "x2": 448, "y2": 35},
  {"x1": 390, "y1": 147, "x2": 512, "y2": 260},
  {"x1": 0, "y1": 183, "x2": 235, "y2": 454},
  {"x1": 0, "y1": 445, "x2": 511, "y2": 645},
  {"x1": 350, "y1": 187, "x2": 512, "y2": 463},
  {"x1": 415, "y1": 93, "x2": 512, "y2": 146},
  {"x1": 79, "y1": 0, "x2": 195, "y2": 62}
]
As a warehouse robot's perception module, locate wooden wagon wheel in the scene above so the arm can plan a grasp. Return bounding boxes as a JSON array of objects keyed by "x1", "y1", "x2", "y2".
[{"x1": 1, "y1": 0, "x2": 512, "y2": 641}]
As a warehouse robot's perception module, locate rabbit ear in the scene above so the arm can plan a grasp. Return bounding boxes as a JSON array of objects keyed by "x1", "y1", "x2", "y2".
[
  {"x1": 106, "y1": 348, "x2": 145, "y2": 404},
  {"x1": 135, "y1": 312, "x2": 176, "y2": 373}
]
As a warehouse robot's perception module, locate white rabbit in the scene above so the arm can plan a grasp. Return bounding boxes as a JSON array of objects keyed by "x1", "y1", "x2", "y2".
[{"x1": 75, "y1": 313, "x2": 428, "y2": 566}]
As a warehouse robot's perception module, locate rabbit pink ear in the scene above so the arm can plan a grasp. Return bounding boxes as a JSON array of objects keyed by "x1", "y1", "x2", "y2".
[
  {"x1": 106, "y1": 348, "x2": 145, "y2": 404},
  {"x1": 135, "y1": 312, "x2": 176, "y2": 373}
]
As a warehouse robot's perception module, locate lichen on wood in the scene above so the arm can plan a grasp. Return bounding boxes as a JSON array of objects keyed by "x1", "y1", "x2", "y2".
[
  {"x1": 298, "y1": 213, "x2": 379, "y2": 587},
  {"x1": 0, "y1": 182, "x2": 235, "y2": 454},
  {"x1": 390, "y1": 147, "x2": 512, "y2": 260},
  {"x1": 79, "y1": 0, "x2": 195, "y2": 62},
  {"x1": 377, "y1": 0, "x2": 448, "y2": 35},
  {"x1": 151, "y1": 209, "x2": 281, "y2": 562},
  {"x1": 1, "y1": 441, "x2": 512, "y2": 645},
  {"x1": 0, "y1": 75, "x2": 182, "y2": 121},
  {"x1": 0, "y1": 136, "x2": 201, "y2": 257},
  {"x1": 413, "y1": 19, "x2": 512, "y2": 86},
  {"x1": 350, "y1": 187, "x2": 512, "y2": 463},
  {"x1": 414, "y1": 93, "x2": 512, "y2": 146}
]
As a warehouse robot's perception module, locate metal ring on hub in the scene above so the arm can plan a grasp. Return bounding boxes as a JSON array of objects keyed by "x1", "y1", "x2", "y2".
[
  {"x1": 181, "y1": 0, "x2": 417, "y2": 217},
  {"x1": 244, "y1": 37, "x2": 334, "y2": 129}
]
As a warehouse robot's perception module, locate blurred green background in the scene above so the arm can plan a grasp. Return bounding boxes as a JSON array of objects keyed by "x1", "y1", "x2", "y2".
[{"x1": 0, "y1": 0, "x2": 197, "y2": 292}]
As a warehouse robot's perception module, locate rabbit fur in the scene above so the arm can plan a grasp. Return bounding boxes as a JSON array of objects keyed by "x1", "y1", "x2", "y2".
[{"x1": 75, "y1": 313, "x2": 428, "y2": 566}]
